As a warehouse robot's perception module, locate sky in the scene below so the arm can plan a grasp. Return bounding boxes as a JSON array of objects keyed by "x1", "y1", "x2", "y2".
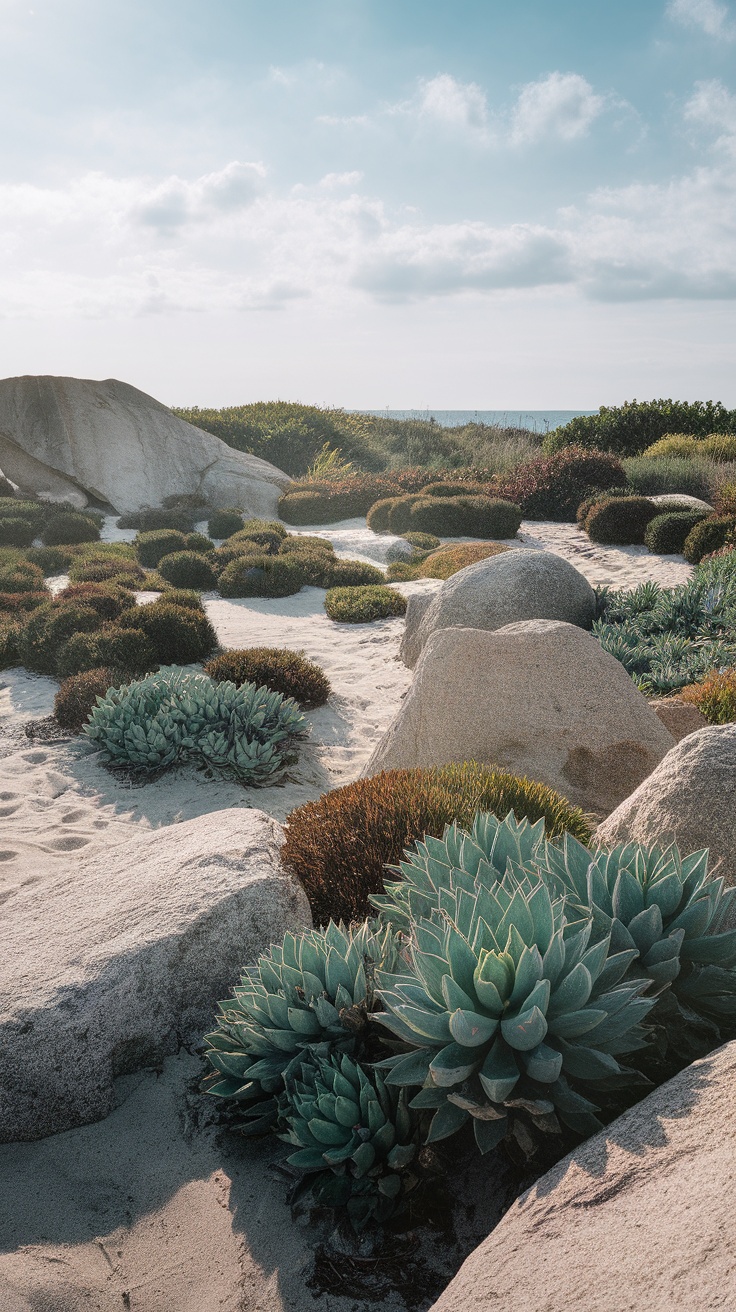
[{"x1": 1, "y1": 0, "x2": 735, "y2": 408}]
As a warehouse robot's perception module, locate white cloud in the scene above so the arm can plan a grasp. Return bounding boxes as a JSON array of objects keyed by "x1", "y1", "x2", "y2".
[
  {"x1": 684, "y1": 79, "x2": 736, "y2": 152},
  {"x1": 413, "y1": 74, "x2": 489, "y2": 136},
  {"x1": 666, "y1": 0, "x2": 736, "y2": 38},
  {"x1": 510, "y1": 72, "x2": 605, "y2": 145},
  {"x1": 130, "y1": 162, "x2": 265, "y2": 230}
]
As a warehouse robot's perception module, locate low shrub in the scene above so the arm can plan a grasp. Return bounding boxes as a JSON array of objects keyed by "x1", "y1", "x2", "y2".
[
  {"x1": 0, "y1": 619, "x2": 22, "y2": 668},
  {"x1": 385, "y1": 562, "x2": 417, "y2": 582},
  {"x1": 134, "y1": 529, "x2": 188, "y2": 567},
  {"x1": 366, "y1": 498, "x2": 402, "y2": 532},
  {"x1": 0, "y1": 517, "x2": 35, "y2": 547},
  {"x1": 157, "y1": 551, "x2": 218, "y2": 591},
  {"x1": 281, "y1": 762, "x2": 592, "y2": 924},
  {"x1": 681, "y1": 668, "x2": 736, "y2": 723},
  {"x1": 643, "y1": 433, "x2": 736, "y2": 462},
  {"x1": 622, "y1": 456, "x2": 715, "y2": 500},
  {"x1": 409, "y1": 495, "x2": 522, "y2": 538},
  {"x1": 84, "y1": 667, "x2": 307, "y2": 781},
  {"x1": 240, "y1": 518, "x2": 288, "y2": 540},
  {"x1": 498, "y1": 446, "x2": 625, "y2": 521},
  {"x1": 714, "y1": 482, "x2": 736, "y2": 516},
  {"x1": 278, "y1": 534, "x2": 334, "y2": 555},
  {"x1": 67, "y1": 559, "x2": 146, "y2": 587},
  {"x1": 642, "y1": 434, "x2": 704, "y2": 459},
  {"x1": 24, "y1": 545, "x2": 74, "y2": 575},
  {"x1": 54, "y1": 667, "x2": 130, "y2": 733},
  {"x1": 218, "y1": 555, "x2": 305, "y2": 599},
  {"x1": 211, "y1": 541, "x2": 263, "y2": 573},
  {"x1": 0, "y1": 561, "x2": 46, "y2": 593},
  {"x1": 207, "y1": 509, "x2": 244, "y2": 539},
  {"x1": 323, "y1": 559, "x2": 386, "y2": 587},
  {"x1": 0, "y1": 590, "x2": 49, "y2": 614},
  {"x1": 386, "y1": 496, "x2": 421, "y2": 534},
  {"x1": 19, "y1": 602, "x2": 103, "y2": 674},
  {"x1": 204, "y1": 647, "x2": 331, "y2": 707},
  {"x1": 118, "y1": 600, "x2": 218, "y2": 664},
  {"x1": 56, "y1": 582, "x2": 131, "y2": 621},
  {"x1": 575, "y1": 487, "x2": 632, "y2": 527},
  {"x1": 159, "y1": 588, "x2": 205, "y2": 610},
  {"x1": 56, "y1": 625, "x2": 158, "y2": 680},
  {"x1": 683, "y1": 516, "x2": 736, "y2": 564},
  {"x1": 644, "y1": 510, "x2": 708, "y2": 555},
  {"x1": 185, "y1": 531, "x2": 215, "y2": 554},
  {"x1": 402, "y1": 531, "x2": 440, "y2": 550},
  {"x1": 324, "y1": 585, "x2": 406, "y2": 623},
  {"x1": 585, "y1": 496, "x2": 658, "y2": 545},
  {"x1": 418, "y1": 480, "x2": 487, "y2": 497},
  {"x1": 416, "y1": 541, "x2": 509, "y2": 579},
  {"x1": 229, "y1": 528, "x2": 283, "y2": 555},
  {"x1": 42, "y1": 512, "x2": 101, "y2": 546}
]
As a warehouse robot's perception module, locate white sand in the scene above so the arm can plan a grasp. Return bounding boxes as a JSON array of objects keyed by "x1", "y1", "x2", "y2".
[{"x1": 0, "y1": 518, "x2": 693, "y2": 906}]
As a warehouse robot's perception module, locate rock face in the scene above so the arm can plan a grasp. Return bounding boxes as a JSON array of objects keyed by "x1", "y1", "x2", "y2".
[
  {"x1": 402, "y1": 548, "x2": 596, "y2": 669},
  {"x1": 596, "y1": 725, "x2": 736, "y2": 886},
  {"x1": 650, "y1": 696, "x2": 708, "y2": 741},
  {"x1": 0, "y1": 809, "x2": 310, "y2": 1143},
  {"x1": 0, "y1": 375, "x2": 292, "y2": 515},
  {"x1": 400, "y1": 590, "x2": 435, "y2": 666},
  {"x1": 430, "y1": 1040, "x2": 736, "y2": 1312},
  {"x1": 367, "y1": 620, "x2": 675, "y2": 815}
]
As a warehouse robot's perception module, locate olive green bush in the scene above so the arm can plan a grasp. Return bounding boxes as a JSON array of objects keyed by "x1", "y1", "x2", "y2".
[
  {"x1": 218, "y1": 554, "x2": 305, "y2": 598},
  {"x1": 644, "y1": 511, "x2": 708, "y2": 555},
  {"x1": 42, "y1": 512, "x2": 101, "y2": 546},
  {"x1": 19, "y1": 602, "x2": 103, "y2": 674},
  {"x1": 585, "y1": 496, "x2": 658, "y2": 545},
  {"x1": 0, "y1": 517, "x2": 35, "y2": 548},
  {"x1": 54, "y1": 666, "x2": 131, "y2": 733},
  {"x1": 134, "y1": 529, "x2": 188, "y2": 567},
  {"x1": 204, "y1": 647, "x2": 331, "y2": 707},
  {"x1": 56, "y1": 626, "x2": 158, "y2": 680},
  {"x1": 207, "y1": 509, "x2": 244, "y2": 539},
  {"x1": 157, "y1": 551, "x2": 218, "y2": 590},
  {"x1": 408, "y1": 495, "x2": 522, "y2": 539},
  {"x1": 324, "y1": 585, "x2": 406, "y2": 623},
  {"x1": 118, "y1": 599, "x2": 218, "y2": 664},
  {"x1": 684, "y1": 516, "x2": 736, "y2": 564}
]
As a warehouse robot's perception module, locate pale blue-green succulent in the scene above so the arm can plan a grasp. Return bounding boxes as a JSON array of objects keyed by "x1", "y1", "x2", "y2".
[
  {"x1": 84, "y1": 666, "x2": 306, "y2": 781},
  {"x1": 375, "y1": 863, "x2": 654, "y2": 1154},
  {"x1": 281, "y1": 1052, "x2": 420, "y2": 1230},
  {"x1": 203, "y1": 921, "x2": 398, "y2": 1133}
]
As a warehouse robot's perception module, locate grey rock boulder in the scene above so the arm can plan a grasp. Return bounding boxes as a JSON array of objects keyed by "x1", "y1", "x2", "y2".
[
  {"x1": 403, "y1": 548, "x2": 596, "y2": 668},
  {"x1": 596, "y1": 725, "x2": 736, "y2": 886},
  {"x1": 649, "y1": 696, "x2": 708, "y2": 741},
  {"x1": 430, "y1": 1040, "x2": 736, "y2": 1312},
  {"x1": 0, "y1": 808, "x2": 310, "y2": 1142},
  {"x1": 651, "y1": 492, "x2": 713, "y2": 512},
  {"x1": 0, "y1": 374, "x2": 292, "y2": 515},
  {"x1": 400, "y1": 589, "x2": 436, "y2": 666},
  {"x1": 367, "y1": 620, "x2": 675, "y2": 815}
]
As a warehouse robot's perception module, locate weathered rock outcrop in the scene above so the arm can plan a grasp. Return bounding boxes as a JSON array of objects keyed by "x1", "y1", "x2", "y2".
[
  {"x1": 0, "y1": 375, "x2": 291, "y2": 515},
  {"x1": 0, "y1": 809, "x2": 310, "y2": 1142},
  {"x1": 368, "y1": 620, "x2": 675, "y2": 815},
  {"x1": 401, "y1": 548, "x2": 595, "y2": 669},
  {"x1": 430, "y1": 1040, "x2": 736, "y2": 1312},
  {"x1": 596, "y1": 725, "x2": 736, "y2": 886},
  {"x1": 650, "y1": 696, "x2": 708, "y2": 741}
]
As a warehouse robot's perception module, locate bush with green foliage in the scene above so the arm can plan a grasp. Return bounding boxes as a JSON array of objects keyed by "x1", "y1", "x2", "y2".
[
  {"x1": 204, "y1": 647, "x2": 331, "y2": 707},
  {"x1": 241, "y1": 518, "x2": 288, "y2": 540},
  {"x1": 42, "y1": 512, "x2": 101, "y2": 546},
  {"x1": 118, "y1": 599, "x2": 218, "y2": 664},
  {"x1": 403, "y1": 531, "x2": 440, "y2": 550},
  {"x1": 621, "y1": 456, "x2": 716, "y2": 501},
  {"x1": 218, "y1": 554, "x2": 305, "y2": 598},
  {"x1": 157, "y1": 588, "x2": 205, "y2": 611},
  {"x1": 325, "y1": 585, "x2": 406, "y2": 623},
  {"x1": 0, "y1": 590, "x2": 49, "y2": 615},
  {"x1": 54, "y1": 666, "x2": 131, "y2": 733},
  {"x1": 19, "y1": 601, "x2": 103, "y2": 674},
  {"x1": 281, "y1": 763, "x2": 592, "y2": 925},
  {"x1": 229, "y1": 527, "x2": 283, "y2": 554},
  {"x1": 714, "y1": 482, "x2": 736, "y2": 516},
  {"x1": 684, "y1": 516, "x2": 736, "y2": 564},
  {"x1": 585, "y1": 496, "x2": 658, "y2": 545},
  {"x1": 324, "y1": 559, "x2": 386, "y2": 587},
  {"x1": 278, "y1": 534, "x2": 334, "y2": 557},
  {"x1": 643, "y1": 433, "x2": 736, "y2": 462},
  {"x1": 207, "y1": 509, "x2": 244, "y2": 539},
  {"x1": 593, "y1": 566, "x2": 736, "y2": 693},
  {"x1": 0, "y1": 618, "x2": 22, "y2": 668},
  {"x1": 56, "y1": 582, "x2": 131, "y2": 621},
  {"x1": 418, "y1": 481, "x2": 488, "y2": 498},
  {"x1": 498, "y1": 447, "x2": 625, "y2": 521},
  {"x1": 184, "y1": 531, "x2": 215, "y2": 554},
  {"x1": 415, "y1": 541, "x2": 509, "y2": 580},
  {"x1": 68, "y1": 558, "x2": 146, "y2": 587},
  {"x1": 56, "y1": 626, "x2": 158, "y2": 680},
  {"x1": 408, "y1": 495, "x2": 522, "y2": 539},
  {"x1": 575, "y1": 488, "x2": 632, "y2": 527},
  {"x1": 85, "y1": 666, "x2": 306, "y2": 780},
  {"x1": 0, "y1": 517, "x2": 35, "y2": 547},
  {"x1": 644, "y1": 511, "x2": 708, "y2": 555},
  {"x1": 24, "y1": 545, "x2": 74, "y2": 575},
  {"x1": 366, "y1": 498, "x2": 402, "y2": 532},
  {"x1": 0, "y1": 561, "x2": 46, "y2": 593},
  {"x1": 134, "y1": 529, "x2": 188, "y2": 567},
  {"x1": 157, "y1": 550, "x2": 218, "y2": 591},
  {"x1": 545, "y1": 400, "x2": 736, "y2": 457},
  {"x1": 211, "y1": 540, "x2": 263, "y2": 573},
  {"x1": 681, "y1": 668, "x2": 736, "y2": 723}
]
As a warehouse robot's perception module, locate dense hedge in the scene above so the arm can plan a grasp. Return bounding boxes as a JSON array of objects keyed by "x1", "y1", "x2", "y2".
[
  {"x1": 278, "y1": 470, "x2": 473, "y2": 525},
  {"x1": 0, "y1": 561, "x2": 47, "y2": 594},
  {"x1": 0, "y1": 517, "x2": 35, "y2": 547},
  {"x1": 42, "y1": 512, "x2": 101, "y2": 546},
  {"x1": 585, "y1": 496, "x2": 658, "y2": 545},
  {"x1": 118, "y1": 599, "x2": 218, "y2": 664},
  {"x1": 56, "y1": 626, "x2": 158, "y2": 680},
  {"x1": 19, "y1": 602, "x2": 103, "y2": 674},
  {"x1": 324, "y1": 585, "x2": 407, "y2": 623},
  {"x1": 324, "y1": 560, "x2": 386, "y2": 587},
  {"x1": 25, "y1": 545, "x2": 74, "y2": 575},
  {"x1": 207, "y1": 509, "x2": 244, "y2": 539},
  {"x1": 157, "y1": 550, "x2": 218, "y2": 590},
  {"x1": 498, "y1": 447, "x2": 626, "y2": 521},
  {"x1": 545, "y1": 400, "x2": 736, "y2": 457},
  {"x1": 281, "y1": 763, "x2": 592, "y2": 924},
  {"x1": 644, "y1": 511, "x2": 708, "y2": 555},
  {"x1": 643, "y1": 433, "x2": 736, "y2": 462},
  {"x1": 204, "y1": 647, "x2": 331, "y2": 707},
  {"x1": 408, "y1": 495, "x2": 521, "y2": 538},
  {"x1": 134, "y1": 529, "x2": 188, "y2": 567},
  {"x1": 56, "y1": 582, "x2": 131, "y2": 621},
  {"x1": 683, "y1": 516, "x2": 736, "y2": 564}
]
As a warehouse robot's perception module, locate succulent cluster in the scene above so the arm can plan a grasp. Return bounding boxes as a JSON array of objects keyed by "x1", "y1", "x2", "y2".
[{"x1": 84, "y1": 666, "x2": 306, "y2": 781}]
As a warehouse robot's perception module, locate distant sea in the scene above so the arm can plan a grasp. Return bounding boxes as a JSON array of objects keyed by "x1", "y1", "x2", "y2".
[{"x1": 360, "y1": 409, "x2": 595, "y2": 433}]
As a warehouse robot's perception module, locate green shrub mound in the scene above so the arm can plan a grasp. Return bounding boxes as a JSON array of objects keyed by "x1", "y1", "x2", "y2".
[
  {"x1": 594, "y1": 563, "x2": 736, "y2": 693},
  {"x1": 68, "y1": 557, "x2": 147, "y2": 587},
  {"x1": 19, "y1": 602, "x2": 103, "y2": 674},
  {"x1": 218, "y1": 555, "x2": 305, "y2": 599},
  {"x1": 229, "y1": 527, "x2": 283, "y2": 554},
  {"x1": 211, "y1": 541, "x2": 263, "y2": 573},
  {"x1": 281, "y1": 762, "x2": 592, "y2": 925},
  {"x1": 0, "y1": 517, "x2": 35, "y2": 547},
  {"x1": 24, "y1": 545, "x2": 74, "y2": 575},
  {"x1": 715, "y1": 483, "x2": 736, "y2": 516},
  {"x1": 42, "y1": 512, "x2": 101, "y2": 546},
  {"x1": 622, "y1": 456, "x2": 715, "y2": 501},
  {"x1": 207, "y1": 509, "x2": 244, "y2": 539},
  {"x1": 644, "y1": 511, "x2": 708, "y2": 555},
  {"x1": 56, "y1": 626, "x2": 158, "y2": 680},
  {"x1": 324, "y1": 560, "x2": 385, "y2": 587},
  {"x1": 325, "y1": 585, "x2": 406, "y2": 623},
  {"x1": 498, "y1": 447, "x2": 626, "y2": 521},
  {"x1": 204, "y1": 647, "x2": 331, "y2": 707},
  {"x1": 184, "y1": 531, "x2": 215, "y2": 554},
  {"x1": 0, "y1": 590, "x2": 49, "y2": 615},
  {"x1": 134, "y1": 529, "x2": 188, "y2": 567},
  {"x1": 402, "y1": 531, "x2": 440, "y2": 550},
  {"x1": 240, "y1": 518, "x2": 288, "y2": 539},
  {"x1": 682, "y1": 668, "x2": 736, "y2": 723},
  {"x1": 156, "y1": 550, "x2": 218, "y2": 591},
  {"x1": 56, "y1": 582, "x2": 131, "y2": 621},
  {"x1": 280, "y1": 487, "x2": 363, "y2": 525},
  {"x1": 118, "y1": 599, "x2": 218, "y2": 665},
  {"x1": 643, "y1": 433, "x2": 736, "y2": 462},
  {"x1": 366, "y1": 498, "x2": 402, "y2": 532},
  {"x1": 0, "y1": 561, "x2": 46, "y2": 593},
  {"x1": 278, "y1": 534, "x2": 334, "y2": 556},
  {"x1": 418, "y1": 481, "x2": 487, "y2": 498},
  {"x1": 0, "y1": 618, "x2": 22, "y2": 668},
  {"x1": 546, "y1": 399, "x2": 736, "y2": 457},
  {"x1": 408, "y1": 495, "x2": 522, "y2": 539},
  {"x1": 158, "y1": 588, "x2": 205, "y2": 611},
  {"x1": 585, "y1": 496, "x2": 658, "y2": 545},
  {"x1": 84, "y1": 667, "x2": 307, "y2": 781},
  {"x1": 54, "y1": 667, "x2": 132, "y2": 733},
  {"x1": 575, "y1": 487, "x2": 631, "y2": 527},
  {"x1": 684, "y1": 516, "x2": 736, "y2": 564}
]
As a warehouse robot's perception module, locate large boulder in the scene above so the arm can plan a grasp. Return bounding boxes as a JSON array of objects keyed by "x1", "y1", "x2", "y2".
[
  {"x1": 402, "y1": 548, "x2": 595, "y2": 668},
  {"x1": 596, "y1": 725, "x2": 736, "y2": 887},
  {"x1": 366, "y1": 620, "x2": 675, "y2": 815},
  {"x1": 0, "y1": 809, "x2": 310, "y2": 1142},
  {"x1": 650, "y1": 696, "x2": 708, "y2": 741},
  {"x1": 651, "y1": 492, "x2": 713, "y2": 512},
  {"x1": 430, "y1": 1040, "x2": 736, "y2": 1312},
  {"x1": 0, "y1": 375, "x2": 292, "y2": 515}
]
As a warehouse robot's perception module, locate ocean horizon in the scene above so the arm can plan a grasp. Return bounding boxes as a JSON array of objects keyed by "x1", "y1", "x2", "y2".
[{"x1": 360, "y1": 409, "x2": 596, "y2": 433}]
